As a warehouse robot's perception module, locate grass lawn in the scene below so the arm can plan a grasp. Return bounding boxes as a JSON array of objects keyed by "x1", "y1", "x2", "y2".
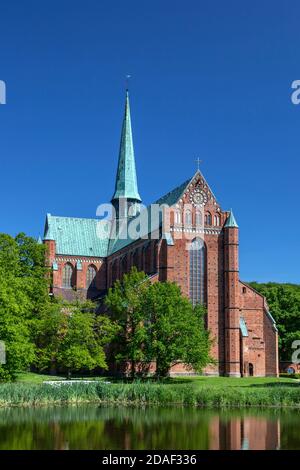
[
  {"x1": 15, "y1": 372, "x2": 107, "y2": 384},
  {"x1": 16, "y1": 372, "x2": 64, "y2": 384},
  {"x1": 16, "y1": 372, "x2": 297, "y2": 388},
  {"x1": 170, "y1": 375, "x2": 297, "y2": 388}
]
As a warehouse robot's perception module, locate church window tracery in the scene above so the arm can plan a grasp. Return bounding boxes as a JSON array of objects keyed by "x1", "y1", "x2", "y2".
[
  {"x1": 86, "y1": 265, "x2": 97, "y2": 288},
  {"x1": 189, "y1": 238, "x2": 206, "y2": 305},
  {"x1": 63, "y1": 263, "x2": 74, "y2": 289}
]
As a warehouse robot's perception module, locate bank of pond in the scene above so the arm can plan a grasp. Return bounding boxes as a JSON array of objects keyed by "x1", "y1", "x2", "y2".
[{"x1": 0, "y1": 380, "x2": 299, "y2": 408}]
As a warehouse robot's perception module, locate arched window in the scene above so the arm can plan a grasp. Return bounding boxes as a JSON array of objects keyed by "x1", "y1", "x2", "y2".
[
  {"x1": 205, "y1": 212, "x2": 212, "y2": 226},
  {"x1": 185, "y1": 209, "x2": 192, "y2": 226},
  {"x1": 214, "y1": 214, "x2": 220, "y2": 226},
  {"x1": 111, "y1": 259, "x2": 118, "y2": 285},
  {"x1": 128, "y1": 252, "x2": 134, "y2": 271},
  {"x1": 189, "y1": 238, "x2": 206, "y2": 305},
  {"x1": 133, "y1": 249, "x2": 139, "y2": 269},
  {"x1": 121, "y1": 255, "x2": 127, "y2": 275},
  {"x1": 153, "y1": 241, "x2": 158, "y2": 273},
  {"x1": 174, "y1": 210, "x2": 181, "y2": 224},
  {"x1": 145, "y1": 242, "x2": 152, "y2": 274},
  {"x1": 63, "y1": 263, "x2": 74, "y2": 289},
  {"x1": 195, "y1": 210, "x2": 202, "y2": 226},
  {"x1": 86, "y1": 265, "x2": 97, "y2": 289}
]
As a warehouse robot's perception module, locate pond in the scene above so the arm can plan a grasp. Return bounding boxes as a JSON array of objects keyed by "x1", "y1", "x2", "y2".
[{"x1": 0, "y1": 406, "x2": 299, "y2": 450}]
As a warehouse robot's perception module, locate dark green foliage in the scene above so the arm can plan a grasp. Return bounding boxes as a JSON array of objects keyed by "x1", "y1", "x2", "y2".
[
  {"x1": 0, "y1": 233, "x2": 48, "y2": 380},
  {"x1": 249, "y1": 282, "x2": 300, "y2": 360},
  {"x1": 105, "y1": 268, "x2": 150, "y2": 378},
  {"x1": 144, "y1": 282, "x2": 213, "y2": 377},
  {"x1": 34, "y1": 300, "x2": 119, "y2": 376},
  {"x1": 0, "y1": 232, "x2": 118, "y2": 381},
  {"x1": 105, "y1": 267, "x2": 212, "y2": 377}
]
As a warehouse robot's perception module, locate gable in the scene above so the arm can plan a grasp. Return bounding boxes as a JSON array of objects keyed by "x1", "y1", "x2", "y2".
[
  {"x1": 155, "y1": 170, "x2": 219, "y2": 209},
  {"x1": 108, "y1": 171, "x2": 221, "y2": 255}
]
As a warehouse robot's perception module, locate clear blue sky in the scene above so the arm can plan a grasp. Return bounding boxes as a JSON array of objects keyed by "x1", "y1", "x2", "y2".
[{"x1": 0, "y1": 0, "x2": 299, "y2": 283}]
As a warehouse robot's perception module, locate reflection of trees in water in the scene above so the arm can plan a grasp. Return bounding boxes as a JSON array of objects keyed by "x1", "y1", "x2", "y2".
[
  {"x1": 0, "y1": 406, "x2": 298, "y2": 450},
  {"x1": 0, "y1": 407, "x2": 210, "y2": 450},
  {"x1": 280, "y1": 414, "x2": 300, "y2": 450}
]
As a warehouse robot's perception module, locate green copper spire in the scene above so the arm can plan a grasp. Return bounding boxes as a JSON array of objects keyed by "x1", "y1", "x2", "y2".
[
  {"x1": 112, "y1": 91, "x2": 141, "y2": 203},
  {"x1": 224, "y1": 209, "x2": 239, "y2": 228}
]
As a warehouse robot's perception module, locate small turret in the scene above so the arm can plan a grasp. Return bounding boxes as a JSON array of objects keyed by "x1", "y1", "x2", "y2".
[
  {"x1": 224, "y1": 209, "x2": 238, "y2": 228},
  {"x1": 43, "y1": 213, "x2": 56, "y2": 267}
]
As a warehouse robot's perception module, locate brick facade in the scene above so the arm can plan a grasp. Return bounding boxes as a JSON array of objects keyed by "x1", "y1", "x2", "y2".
[
  {"x1": 43, "y1": 92, "x2": 278, "y2": 377},
  {"x1": 45, "y1": 173, "x2": 279, "y2": 377}
]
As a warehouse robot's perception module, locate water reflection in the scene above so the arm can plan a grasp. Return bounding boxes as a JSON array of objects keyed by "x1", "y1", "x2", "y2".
[
  {"x1": 209, "y1": 415, "x2": 280, "y2": 450},
  {"x1": 0, "y1": 406, "x2": 298, "y2": 450}
]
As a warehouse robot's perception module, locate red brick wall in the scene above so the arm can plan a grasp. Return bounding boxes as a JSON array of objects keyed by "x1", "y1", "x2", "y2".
[
  {"x1": 264, "y1": 313, "x2": 279, "y2": 376},
  {"x1": 239, "y1": 282, "x2": 278, "y2": 377},
  {"x1": 49, "y1": 254, "x2": 107, "y2": 299},
  {"x1": 107, "y1": 239, "x2": 159, "y2": 288},
  {"x1": 44, "y1": 240, "x2": 56, "y2": 266}
]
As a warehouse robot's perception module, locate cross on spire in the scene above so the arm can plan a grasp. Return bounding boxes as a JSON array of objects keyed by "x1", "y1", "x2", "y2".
[
  {"x1": 195, "y1": 157, "x2": 202, "y2": 171},
  {"x1": 126, "y1": 74, "x2": 131, "y2": 91}
]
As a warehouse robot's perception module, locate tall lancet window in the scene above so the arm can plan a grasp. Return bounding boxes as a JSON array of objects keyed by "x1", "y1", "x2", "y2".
[
  {"x1": 185, "y1": 209, "x2": 192, "y2": 226},
  {"x1": 189, "y1": 238, "x2": 206, "y2": 305},
  {"x1": 63, "y1": 263, "x2": 74, "y2": 289},
  {"x1": 195, "y1": 210, "x2": 202, "y2": 226},
  {"x1": 86, "y1": 265, "x2": 97, "y2": 289}
]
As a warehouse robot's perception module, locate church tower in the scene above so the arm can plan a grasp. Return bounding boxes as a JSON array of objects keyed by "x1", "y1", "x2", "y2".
[
  {"x1": 111, "y1": 90, "x2": 141, "y2": 231},
  {"x1": 224, "y1": 210, "x2": 241, "y2": 377}
]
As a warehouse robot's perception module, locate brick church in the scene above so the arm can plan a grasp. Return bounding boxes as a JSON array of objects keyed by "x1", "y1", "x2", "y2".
[{"x1": 43, "y1": 91, "x2": 279, "y2": 377}]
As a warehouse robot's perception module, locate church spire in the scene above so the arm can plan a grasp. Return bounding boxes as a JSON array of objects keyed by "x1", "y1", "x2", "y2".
[{"x1": 111, "y1": 91, "x2": 141, "y2": 208}]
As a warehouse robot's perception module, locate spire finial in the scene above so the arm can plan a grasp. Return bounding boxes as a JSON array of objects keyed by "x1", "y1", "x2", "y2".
[
  {"x1": 195, "y1": 157, "x2": 202, "y2": 171},
  {"x1": 126, "y1": 74, "x2": 131, "y2": 92}
]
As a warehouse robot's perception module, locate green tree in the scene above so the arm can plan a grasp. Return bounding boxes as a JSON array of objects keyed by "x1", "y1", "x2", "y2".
[
  {"x1": 34, "y1": 302, "x2": 67, "y2": 374},
  {"x1": 0, "y1": 270, "x2": 36, "y2": 380},
  {"x1": 35, "y1": 299, "x2": 118, "y2": 377},
  {"x1": 144, "y1": 282, "x2": 212, "y2": 377},
  {"x1": 0, "y1": 233, "x2": 49, "y2": 380},
  {"x1": 105, "y1": 268, "x2": 212, "y2": 378},
  {"x1": 105, "y1": 267, "x2": 150, "y2": 378}
]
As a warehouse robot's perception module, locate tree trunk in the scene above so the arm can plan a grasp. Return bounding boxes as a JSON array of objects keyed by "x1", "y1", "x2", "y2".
[
  {"x1": 131, "y1": 360, "x2": 135, "y2": 380},
  {"x1": 155, "y1": 360, "x2": 170, "y2": 378}
]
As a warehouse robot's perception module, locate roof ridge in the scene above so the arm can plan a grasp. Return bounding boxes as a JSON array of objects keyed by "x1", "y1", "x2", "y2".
[
  {"x1": 48, "y1": 214, "x2": 108, "y2": 222},
  {"x1": 154, "y1": 176, "x2": 191, "y2": 205}
]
